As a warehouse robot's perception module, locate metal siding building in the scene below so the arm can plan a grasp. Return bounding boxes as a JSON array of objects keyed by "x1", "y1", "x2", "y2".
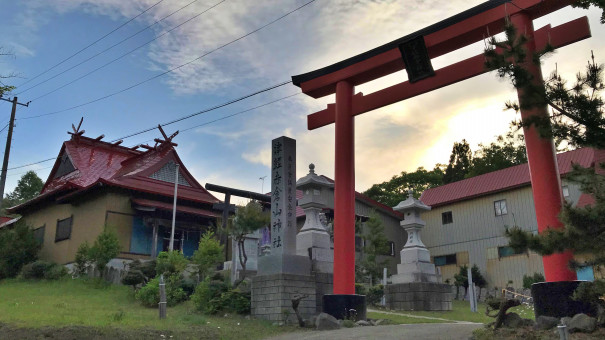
[{"x1": 420, "y1": 148, "x2": 602, "y2": 289}]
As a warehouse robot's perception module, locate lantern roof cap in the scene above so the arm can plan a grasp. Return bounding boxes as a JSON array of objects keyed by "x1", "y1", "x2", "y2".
[
  {"x1": 393, "y1": 190, "x2": 431, "y2": 212},
  {"x1": 296, "y1": 163, "x2": 334, "y2": 188}
]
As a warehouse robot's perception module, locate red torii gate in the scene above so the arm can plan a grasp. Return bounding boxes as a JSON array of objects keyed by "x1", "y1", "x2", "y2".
[{"x1": 292, "y1": 0, "x2": 591, "y2": 296}]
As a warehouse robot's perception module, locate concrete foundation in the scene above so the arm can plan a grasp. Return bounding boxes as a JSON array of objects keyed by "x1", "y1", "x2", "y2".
[
  {"x1": 385, "y1": 282, "x2": 453, "y2": 311},
  {"x1": 251, "y1": 272, "x2": 334, "y2": 323}
]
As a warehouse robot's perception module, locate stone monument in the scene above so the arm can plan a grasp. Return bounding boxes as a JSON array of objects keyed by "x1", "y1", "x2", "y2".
[
  {"x1": 296, "y1": 163, "x2": 334, "y2": 273},
  {"x1": 252, "y1": 137, "x2": 315, "y2": 323},
  {"x1": 385, "y1": 190, "x2": 452, "y2": 311}
]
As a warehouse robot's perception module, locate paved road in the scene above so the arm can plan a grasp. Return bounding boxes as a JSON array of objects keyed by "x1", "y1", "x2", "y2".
[{"x1": 266, "y1": 322, "x2": 483, "y2": 340}]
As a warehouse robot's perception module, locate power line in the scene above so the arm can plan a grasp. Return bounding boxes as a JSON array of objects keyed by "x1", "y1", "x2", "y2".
[
  {"x1": 17, "y1": 0, "x2": 167, "y2": 88},
  {"x1": 19, "y1": 0, "x2": 210, "y2": 96},
  {"x1": 129, "y1": 92, "x2": 300, "y2": 147},
  {"x1": 7, "y1": 158, "x2": 55, "y2": 171},
  {"x1": 7, "y1": 89, "x2": 299, "y2": 172},
  {"x1": 113, "y1": 80, "x2": 291, "y2": 142},
  {"x1": 19, "y1": 0, "x2": 317, "y2": 120},
  {"x1": 7, "y1": 165, "x2": 54, "y2": 177}
]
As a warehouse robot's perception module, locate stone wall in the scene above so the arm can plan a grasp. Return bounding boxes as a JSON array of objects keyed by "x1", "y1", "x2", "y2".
[
  {"x1": 385, "y1": 282, "x2": 453, "y2": 311},
  {"x1": 251, "y1": 273, "x2": 317, "y2": 323},
  {"x1": 314, "y1": 273, "x2": 333, "y2": 314}
]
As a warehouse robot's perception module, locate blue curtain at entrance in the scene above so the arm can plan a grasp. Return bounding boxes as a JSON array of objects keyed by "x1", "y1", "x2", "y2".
[
  {"x1": 130, "y1": 216, "x2": 152, "y2": 255},
  {"x1": 576, "y1": 266, "x2": 595, "y2": 281}
]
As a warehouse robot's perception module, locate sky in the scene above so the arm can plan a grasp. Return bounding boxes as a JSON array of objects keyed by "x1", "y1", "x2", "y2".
[{"x1": 0, "y1": 0, "x2": 603, "y2": 205}]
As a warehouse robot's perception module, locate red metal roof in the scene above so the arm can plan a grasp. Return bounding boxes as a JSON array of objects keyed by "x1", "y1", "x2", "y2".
[
  {"x1": 131, "y1": 198, "x2": 219, "y2": 218},
  {"x1": 420, "y1": 148, "x2": 603, "y2": 207},
  {"x1": 11, "y1": 135, "x2": 218, "y2": 213}
]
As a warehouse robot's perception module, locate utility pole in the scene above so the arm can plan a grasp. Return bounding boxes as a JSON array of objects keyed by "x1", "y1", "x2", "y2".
[{"x1": 0, "y1": 96, "x2": 30, "y2": 208}]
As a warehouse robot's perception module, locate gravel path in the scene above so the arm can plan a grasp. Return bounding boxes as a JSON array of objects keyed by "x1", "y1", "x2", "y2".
[{"x1": 266, "y1": 322, "x2": 483, "y2": 340}]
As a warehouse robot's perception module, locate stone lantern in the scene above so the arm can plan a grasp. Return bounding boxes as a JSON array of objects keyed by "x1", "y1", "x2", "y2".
[
  {"x1": 391, "y1": 190, "x2": 440, "y2": 283},
  {"x1": 296, "y1": 163, "x2": 334, "y2": 272}
]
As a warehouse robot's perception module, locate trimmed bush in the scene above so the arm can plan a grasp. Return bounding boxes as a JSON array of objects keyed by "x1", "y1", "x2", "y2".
[
  {"x1": 135, "y1": 274, "x2": 187, "y2": 307},
  {"x1": 522, "y1": 272, "x2": 545, "y2": 289},
  {"x1": 191, "y1": 279, "x2": 250, "y2": 314},
  {"x1": 192, "y1": 279, "x2": 230, "y2": 314},
  {"x1": 156, "y1": 251, "x2": 188, "y2": 276},
  {"x1": 20, "y1": 261, "x2": 67, "y2": 280},
  {"x1": 367, "y1": 284, "x2": 384, "y2": 306},
  {"x1": 355, "y1": 283, "x2": 367, "y2": 295}
]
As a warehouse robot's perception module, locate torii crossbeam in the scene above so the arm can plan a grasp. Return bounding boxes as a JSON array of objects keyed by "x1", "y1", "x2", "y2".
[{"x1": 292, "y1": 0, "x2": 591, "y2": 296}]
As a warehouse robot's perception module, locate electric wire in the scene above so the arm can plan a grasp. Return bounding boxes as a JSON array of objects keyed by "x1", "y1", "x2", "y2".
[
  {"x1": 19, "y1": 0, "x2": 212, "y2": 97},
  {"x1": 112, "y1": 80, "x2": 291, "y2": 142},
  {"x1": 19, "y1": 0, "x2": 316, "y2": 120},
  {"x1": 16, "y1": 0, "x2": 167, "y2": 88},
  {"x1": 7, "y1": 90, "x2": 299, "y2": 172}
]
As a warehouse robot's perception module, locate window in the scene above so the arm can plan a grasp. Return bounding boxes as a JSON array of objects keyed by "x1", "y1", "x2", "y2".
[
  {"x1": 441, "y1": 211, "x2": 453, "y2": 225},
  {"x1": 382, "y1": 241, "x2": 396, "y2": 256},
  {"x1": 55, "y1": 216, "x2": 73, "y2": 242},
  {"x1": 498, "y1": 246, "x2": 525, "y2": 258},
  {"x1": 562, "y1": 186, "x2": 570, "y2": 198},
  {"x1": 434, "y1": 254, "x2": 457, "y2": 266},
  {"x1": 33, "y1": 226, "x2": 45, "y2": 244},
  {"x1": 355, "y1": 236, "x2": 364, "y2": 252},
  {"x1": 494, "y1": 199, "x2": 507, "y2": 216}
]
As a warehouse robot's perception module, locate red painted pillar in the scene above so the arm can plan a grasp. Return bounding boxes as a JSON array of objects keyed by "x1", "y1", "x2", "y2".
[
  {"x1": 334, "y1": 80, "x2": 356, "y2": 294},
  {"x1": 511, "y1": 12, "x2": 577, "y2": 282}
]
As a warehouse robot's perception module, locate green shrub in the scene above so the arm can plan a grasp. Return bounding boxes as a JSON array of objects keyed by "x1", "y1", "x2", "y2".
[
  {"x1": 44, "y1": 264, "x2": 68, "y2": 280},
  {"x1": 20, "y1": 260, "x2": 52, "y2": 279},
  {"x1": 135, "y1": 274, "x2": 187, "y2": 307},
  {"x1": 219, "y1": 290, "x2": 251, "y2": 314},
  {"x1": 192, "y1": 279, "x2": 230, "y2": 314},
  {"x1": 0, "y1": 221, "x2": 40, "y2": 279},
  {"x1": 367, "y1": 284, "x2": 384, "y2": 306},
  {"x1": 156, "y1": 251, "x2": 188, "y2": 276},
  {"x1": 522, "y1": 272, "x2": 545, "y2": 289},
  {"x1": 191, "y1": 278, "x2": 250, "y2": 315},
  {"x1": 20, "y1": 261, "x2": 67, "y2": 280},
  {"x1": 121, "y1": 260, "x2": 147, "y2": 290},
  {"x1": 140, "y1": 260, "x2": 156, "y2": 279},
  {"x1": 342, "y1": 319, "x2": 355, "y2": 328},
  {"x1": 89, "y1": 229, "x2": 120, "y2": 273},
  {"x1": 355, "y1": 283, "x2": 367, "y2": 295},
  {"x1": 74, "y1": 241, "x2": 92, "y2": 276},
  {"x1": 191, "y1": 231, "x2": 224, "y2": 280}
]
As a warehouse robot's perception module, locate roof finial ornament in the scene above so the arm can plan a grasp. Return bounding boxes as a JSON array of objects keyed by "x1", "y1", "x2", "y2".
[
  {"x1": 309, "y1": 163, "x2": 315, "y2": 174},
  {"x1": 68, "y1": 117, "x2": 85, "y2": 140}
]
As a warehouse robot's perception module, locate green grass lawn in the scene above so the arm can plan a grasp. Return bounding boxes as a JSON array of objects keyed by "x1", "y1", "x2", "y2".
[
  {"x1": 0, "y1": 278, "x2": 299, "y2": 339},
  {"x1": 369, "y1": 300, "x2": 535, "y2": 324}
]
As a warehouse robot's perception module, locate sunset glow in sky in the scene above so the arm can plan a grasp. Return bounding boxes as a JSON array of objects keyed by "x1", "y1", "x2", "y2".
[{"x1": 0, "y1": 0, "x2": 603, "y2": 204}]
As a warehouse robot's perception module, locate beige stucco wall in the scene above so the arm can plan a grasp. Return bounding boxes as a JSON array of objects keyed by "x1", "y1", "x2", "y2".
[{"x1": 21, "y1": 190, "x2": 136, "y2": 264}]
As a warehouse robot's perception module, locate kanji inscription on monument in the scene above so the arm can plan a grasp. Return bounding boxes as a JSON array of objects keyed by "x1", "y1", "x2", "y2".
[{"x1": 270, "y1": 136, "x2": 296, "y2": 256}]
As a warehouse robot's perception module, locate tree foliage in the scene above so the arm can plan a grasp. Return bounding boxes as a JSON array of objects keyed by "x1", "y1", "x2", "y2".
[
  {"x1": 443, "y1": 139, "x2": 473, "y2": 184},
  {"x1": 466, "y1": 130, "x2": 527, "y2": 178},
  {"x1": 362, "y1": 166, "x2": 444, "y2": 207},
  {"x1": 485, "y1": 24, "x2": 605, "y2": 149},
  {"x1": 0, "y1": 47, "x2": 16, "y2": 97},
  {"x1": 0, "y1": 220, "x2": 40, "y2": 279},
  {"x1": 357, "y1": 210, "x2": 390, "y2": 284},
  {"x1": 228, "y1": 201, "x2": 269, "y2": 288},
  {"x1": 2, "y1": 171, "x2": 44, "y2": 214},
  {"x1": 191, "y1": 230, "x2": 224, "y2": 281}
]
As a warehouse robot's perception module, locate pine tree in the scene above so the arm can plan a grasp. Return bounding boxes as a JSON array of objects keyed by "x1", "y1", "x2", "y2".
[{"x1": 443, "y1": 139, "x2": 473, "y2": 184}]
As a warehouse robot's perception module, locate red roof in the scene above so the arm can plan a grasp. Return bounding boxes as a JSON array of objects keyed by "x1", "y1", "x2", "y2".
[
  {"x1": 10, "y1": 135, "x2": 218, "y2": 213},
  {"x1": 420, "y1": 148, "x2": 605, "y2": 207}
]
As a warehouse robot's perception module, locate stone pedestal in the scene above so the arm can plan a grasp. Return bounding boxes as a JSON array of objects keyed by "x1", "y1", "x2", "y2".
[
  {"x1": 385, "y1": 282, "x2": 452, "y2": 311},
  {"x1": 251, "y1": 272, "x2": 334, "y2": 323}
]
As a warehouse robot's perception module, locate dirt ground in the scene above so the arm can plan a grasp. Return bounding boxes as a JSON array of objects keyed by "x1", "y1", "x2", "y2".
[{"x1": 0, "y1": 323, "x2": 218, "y2": 340}]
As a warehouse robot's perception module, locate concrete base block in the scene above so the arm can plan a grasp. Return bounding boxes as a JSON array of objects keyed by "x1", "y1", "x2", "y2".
[
  {"x1": 257, "y1": 254, "x2": 311, "y2": 276},
  {"x1": 385, "y1": 282, "x2": 453, "y2": 311}
]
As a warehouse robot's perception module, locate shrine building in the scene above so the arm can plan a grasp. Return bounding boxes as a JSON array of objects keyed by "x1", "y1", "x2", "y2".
[{"x1": 7, "y1": 128, "x2": 220, "y2": 265}]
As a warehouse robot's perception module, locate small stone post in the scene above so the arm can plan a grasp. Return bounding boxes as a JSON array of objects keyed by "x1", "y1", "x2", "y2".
[{"x1": 159, "y1": 274, "x2": 167, "y2": 319}]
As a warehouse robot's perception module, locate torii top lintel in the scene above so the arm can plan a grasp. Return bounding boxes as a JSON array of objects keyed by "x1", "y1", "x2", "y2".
[{"x1": 291, "y1": 0, "x2": 589, "y2": 130}]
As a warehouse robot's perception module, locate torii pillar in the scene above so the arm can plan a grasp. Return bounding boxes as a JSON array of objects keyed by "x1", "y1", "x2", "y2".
[{"x1": 292, "y1": 0, "x2": 588, "y2": 301}]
